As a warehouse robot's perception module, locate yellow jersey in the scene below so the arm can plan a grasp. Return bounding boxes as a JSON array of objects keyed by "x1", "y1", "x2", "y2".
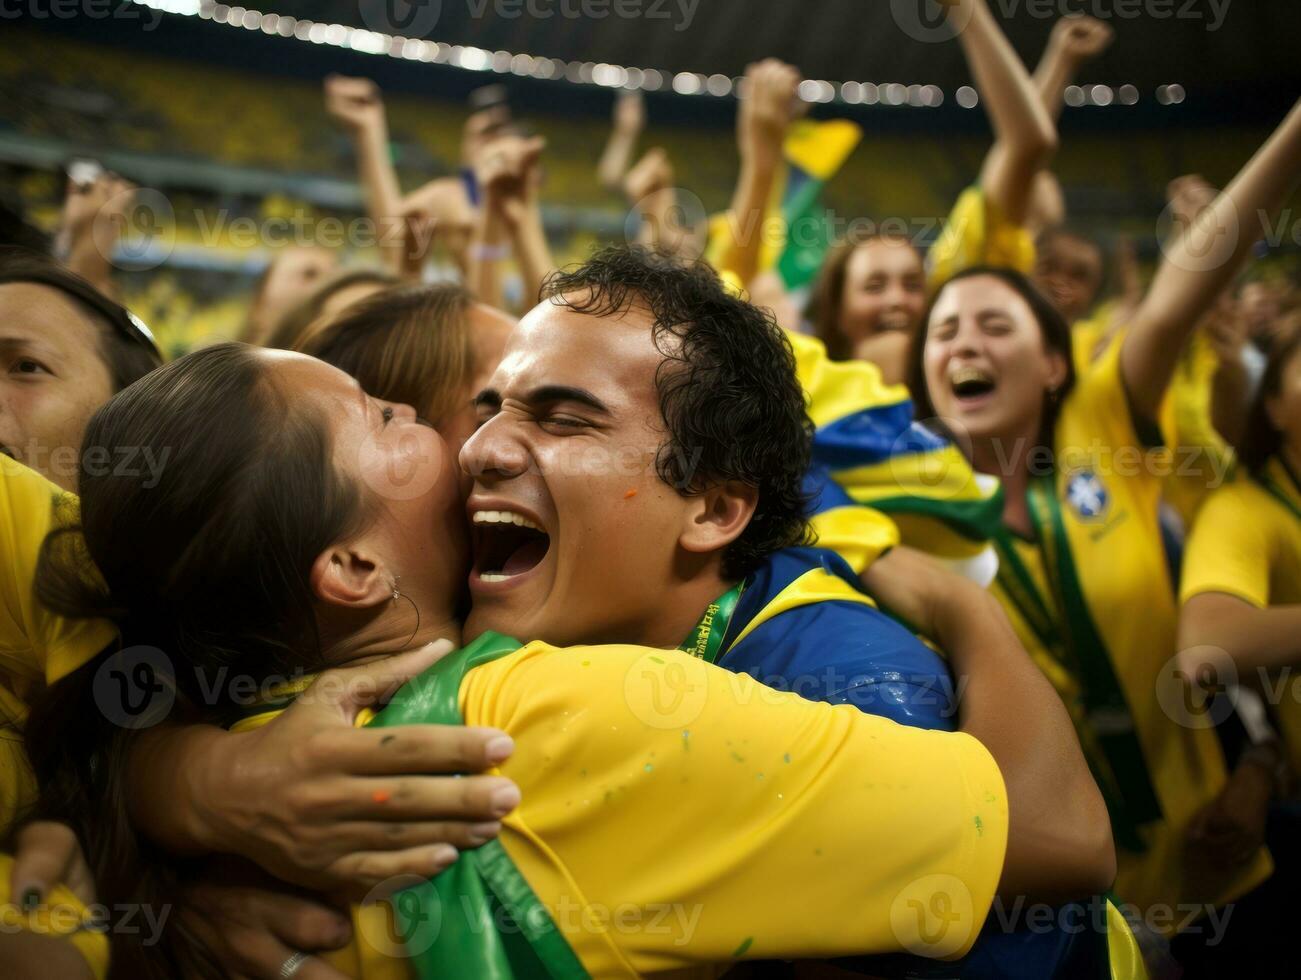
[
  {"x1": 239, "y1": 638, "x2": 1009, "y2": 978},
  {"x1": 989, "y1": 342, "x2": 1270, "y2": 925},
  {"x1": 0, "y1": 456, "x2": 117, "y2": 834},
  {"x1": 927, "y1": 185, "x2": 1037, "y2": 292},
  {"x1": 1180, "y1": 456, "x2": 1301, "y2": 772}
]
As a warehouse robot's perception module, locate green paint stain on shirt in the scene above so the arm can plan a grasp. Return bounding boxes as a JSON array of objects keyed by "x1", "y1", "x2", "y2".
[
  {"x1": 783, "y1": 753, "x2": 792, "y2": 764},
  {"x1": 974, "y1": 815, "x2": 984, "y2": 836},
  {"x1": 650, "y1": 655, "x2": 665, "y2": 664},
  {"x1": 732, "y1": 937, "x2": 753, "y2": 958},
  {"x1": 644, "y1": 763, "x2": 654, "y2": 773}
]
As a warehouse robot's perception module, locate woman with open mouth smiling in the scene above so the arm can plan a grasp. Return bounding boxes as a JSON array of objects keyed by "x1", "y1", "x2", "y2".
[{"x1": 905, "y1": 98, "x2": 1301, "y2": 940}]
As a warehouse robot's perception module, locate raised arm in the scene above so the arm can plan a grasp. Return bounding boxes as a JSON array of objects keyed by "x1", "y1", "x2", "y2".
[
  {"x1": 323, "y1": 75, "x2": 405, "y2": 274},
  {"x1": 57, "y1": 172, "x2": 136, "y2": 301},
  {"x1": 862, "y1": 545, "x2": 1115, "y2": 901},
  {"x1": 597, "y1": 90, "x2": 644, "y2": 192},
  {"x1": 466, "y1": 134, "x2": 550, "y2": 311},
  {"x1": 1034, "y1": 15, "x2": 1114, "y2": 124},
  {"x1": 497, "y1": 137, "x2": 555, "y2": 308},
  {"x1": 1024, "y1": 15, "x2": 1115, "y2": 231},
  {"x1": 950, "y1": 0, "x2": 1059, "y2": 227},
  {"x1": 718, "y1": 59, "x2": 800, "y2": 290},
  {"x1": 1122, "y1": 98, "x2": 1301, "y2": 423}
]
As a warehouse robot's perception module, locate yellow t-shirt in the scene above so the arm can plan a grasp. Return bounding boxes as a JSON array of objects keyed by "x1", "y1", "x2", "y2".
[
  {"x1": 1180, "y1": 457, "x2": 1301, "y2": 771},
  {"x1": 460, "y1": 642, "x2": 1007, "y2": 976},
  {"x1": 990, "y1": 341, "x2": 1271, "y2": 924},
  {"x1": 1157, "y1": 330, "x2": 1235, "y2": 525},
  {"x1": 927, "y1": 185, "x2": 1036, "y2": 292},
  {"x1": 243, "y1": 642, "x2": 1008, "y2": 978},
  {"x1": 0, "y1": 457, "x2": 117, "y2": 833}
]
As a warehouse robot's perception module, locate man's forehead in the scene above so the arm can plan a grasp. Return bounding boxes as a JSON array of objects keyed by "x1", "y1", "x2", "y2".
[{"x1": 494, "y1": 298, "x2": 666, "y2": 390}]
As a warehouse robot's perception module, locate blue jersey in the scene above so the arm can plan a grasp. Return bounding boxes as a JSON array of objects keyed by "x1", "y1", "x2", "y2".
[{"x1": 719, "y1": 545, "x2": 955, "y2": 732}]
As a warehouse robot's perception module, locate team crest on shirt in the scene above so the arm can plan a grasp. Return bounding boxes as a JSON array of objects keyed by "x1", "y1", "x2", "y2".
[{"x1": 1065, "y1": 469, "x2": 1109, "y2": 522}]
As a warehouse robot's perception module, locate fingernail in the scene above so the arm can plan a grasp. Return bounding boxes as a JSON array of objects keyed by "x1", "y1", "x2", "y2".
[
  {"x1": 21, "y1": 888, "x2": 40, "y2": 912},
  {"x1": 468, "y1": 821, "x2": 501, "y2": 845},
  {"x1": 431, "y1": 844, "x2": 458, "y2": 868},
  {"x1": 491, "y1": 783, "x2": 521, "y2": 816},
  {"x1": 485, "y1": 735, "x2": 514, "y2": 763},
  {"x1": 329, "y1": 916, "x2": 353, "y2": 946}
]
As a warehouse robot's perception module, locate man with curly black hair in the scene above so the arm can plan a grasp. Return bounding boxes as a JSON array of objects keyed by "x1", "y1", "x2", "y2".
[{"x1": 461, "y1": 245, "x2": 955, "y2": 728}]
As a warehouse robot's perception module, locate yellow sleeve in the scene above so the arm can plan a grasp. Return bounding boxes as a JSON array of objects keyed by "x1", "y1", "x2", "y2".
[
  {"x1": 0, "y1": 457, "x2": 117, "y2": 687},
  {"x1": 1180, "y1": 485, "x2": 1273, "y2": 608},
  {"x1": 0, "y1": 852, "x2": 110, "y2": 980},
  {"x1": 461, "y1": 643, "x2": 1008, "y2": 976},
  {"x1": 927, "y1": 186, "x2": 1036, "y2": 292},
  {"x1": 809, "y1": 504, "x2": 901, "y2": 575}
]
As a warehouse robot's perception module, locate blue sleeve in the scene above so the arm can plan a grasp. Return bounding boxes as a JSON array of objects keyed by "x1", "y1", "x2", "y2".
[{"x1": 721, "y1": 600, "x2": 957, "y2": 732}]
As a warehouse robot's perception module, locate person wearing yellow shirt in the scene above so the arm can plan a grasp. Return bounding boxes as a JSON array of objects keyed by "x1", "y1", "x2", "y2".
[
  {"x1": 1180, "y1": 326, "x2": 1301, "y2": 778},
  {"x1": 30, "y1": 341, "x2": 1114, "y2": 977},
  {"x1": 903, "y1": 95, "x2": 1301, "y2": 943},
  {"x1": 0, "y1": 454, "x2": 119, "y2": 834}
]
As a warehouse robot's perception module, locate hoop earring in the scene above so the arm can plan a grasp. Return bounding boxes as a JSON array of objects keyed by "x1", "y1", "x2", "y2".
[{"x1": 390, "y1": 575, "x2": 422, "y2": 649}]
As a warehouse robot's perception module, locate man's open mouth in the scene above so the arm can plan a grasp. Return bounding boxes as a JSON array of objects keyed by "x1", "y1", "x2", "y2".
[
  {"x1": 950, "y1": 366, "x2": 997, "y2": 402},
  {"x1": 471, "y1": 509, "x2": 551, "y2": 583}
]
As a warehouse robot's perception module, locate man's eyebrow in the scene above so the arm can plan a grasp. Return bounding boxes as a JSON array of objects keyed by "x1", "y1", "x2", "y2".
[
  {"x1": 473, "y1": 386, "x2": 610, "y2": 415},
  {"x1": 472, "y1": 388, "x2": 502, "y2": 409}
]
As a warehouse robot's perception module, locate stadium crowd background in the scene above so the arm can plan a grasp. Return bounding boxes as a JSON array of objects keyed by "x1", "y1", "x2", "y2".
[{"x1": 2, "y1": 3, "x2": 1298, "y2": 352}]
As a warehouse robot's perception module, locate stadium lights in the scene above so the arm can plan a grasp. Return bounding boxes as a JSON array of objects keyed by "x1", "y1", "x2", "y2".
[{"x1": 128, "y1": 1, "x2": 1177, "y2": 110}]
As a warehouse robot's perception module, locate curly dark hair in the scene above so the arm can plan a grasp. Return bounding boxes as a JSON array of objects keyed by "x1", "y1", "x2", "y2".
[{"x1": 542, "y1": 245, "x2": 813, "y2": 579}]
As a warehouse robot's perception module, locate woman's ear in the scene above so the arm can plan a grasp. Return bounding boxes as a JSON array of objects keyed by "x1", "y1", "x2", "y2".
[
  {"x1": 678, "y1": 481, "x2": 759, "y2": 557},
  {"x1": 1045, "y1": 348, "x2": 1069, "y2": 395},
  {"x1": 310, "y1": 544, "x2": 391, "y2": 609}
]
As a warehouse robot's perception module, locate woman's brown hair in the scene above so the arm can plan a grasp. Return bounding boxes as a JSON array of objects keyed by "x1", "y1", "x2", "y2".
[
  {"x1": 297, "y1": 282, "x2": 476, "y2": 426},
  {"x1": 1239, "y1": 316, "x2": 1301, "y2": 473},
  {"x1": 809, "y1": 232, "x2": 922, "y2": 361},
  {"x1": 264, "y1": 267, "x2": 400, "y2": 351},
  {"x1": 27, "y1": 342, "x2": 367, "y2": 978}
]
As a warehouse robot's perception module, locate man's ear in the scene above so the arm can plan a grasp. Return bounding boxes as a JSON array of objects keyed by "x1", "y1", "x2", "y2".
[
  {"x1": 310, "y1": 543, "x2": 391, "y2": 610},
  {"x1": 678, "y1": 481, "x2": 759, "y2": 556}
]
